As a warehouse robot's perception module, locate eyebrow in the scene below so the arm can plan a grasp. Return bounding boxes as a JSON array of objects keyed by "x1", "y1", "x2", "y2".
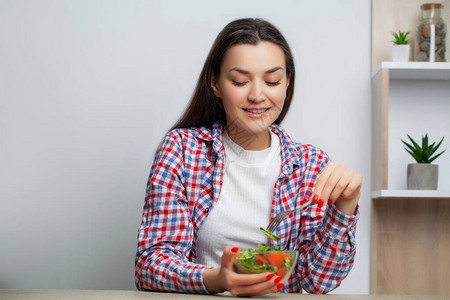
[{"x1": 228, "y1": 66, "x2": 284, "y2": 74}]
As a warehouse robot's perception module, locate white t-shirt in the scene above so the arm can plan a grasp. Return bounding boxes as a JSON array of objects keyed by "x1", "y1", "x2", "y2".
[{"x1": 196, "y1": 129, "x2": 282, "y2": 267}]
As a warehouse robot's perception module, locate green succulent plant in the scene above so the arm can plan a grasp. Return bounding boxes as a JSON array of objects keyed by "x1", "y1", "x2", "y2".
[
  {"x1": 401, "y1": 134, "x2": 446, "y2": 164},
  {"x1": 391, "y1": 30, "x2": 410, "y2": 45}
]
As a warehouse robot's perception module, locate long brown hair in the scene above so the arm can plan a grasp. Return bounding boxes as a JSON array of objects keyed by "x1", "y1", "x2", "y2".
[{"x1": 171, "y1": 18, "x2": 295, "y2": 130}]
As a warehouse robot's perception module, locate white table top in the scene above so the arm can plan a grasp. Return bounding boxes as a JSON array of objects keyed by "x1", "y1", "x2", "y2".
[{"x1": 0, "y1": 289, "x2": 449, "y2": 300}]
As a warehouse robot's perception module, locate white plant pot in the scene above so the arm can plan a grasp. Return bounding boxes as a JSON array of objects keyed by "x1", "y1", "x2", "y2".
[{"x1": 391, "y1": 45, "x2": 411, "y2": 62}]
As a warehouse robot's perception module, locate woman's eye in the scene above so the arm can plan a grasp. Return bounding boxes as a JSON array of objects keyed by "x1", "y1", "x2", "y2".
[
  {"x1": 266, "y1": 81, "x2": 281, "y2": 86},
  {"x1": 232, "y1": 80, "x2": 247, "y2": 86}
]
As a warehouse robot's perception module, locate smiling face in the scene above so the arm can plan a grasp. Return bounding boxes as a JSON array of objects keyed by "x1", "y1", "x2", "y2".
[{"x1": 211, "y1": 41, "x2": 290, "y2": 150}]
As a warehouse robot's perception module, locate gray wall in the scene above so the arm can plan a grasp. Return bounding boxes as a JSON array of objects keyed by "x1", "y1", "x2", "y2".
[{"x1": 0, "y1": 0, "x2": 372, "y2": 293}]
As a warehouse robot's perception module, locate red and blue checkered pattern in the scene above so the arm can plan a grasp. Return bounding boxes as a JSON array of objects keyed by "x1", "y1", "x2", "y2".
[{"x1": 135, "y1": 122, "x2": 359, "y2": 294}]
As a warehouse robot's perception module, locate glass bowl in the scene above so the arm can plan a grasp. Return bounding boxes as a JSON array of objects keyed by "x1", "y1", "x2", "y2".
[{"x1": 234, "y1": 249, "x2": 298, "y2": 282}]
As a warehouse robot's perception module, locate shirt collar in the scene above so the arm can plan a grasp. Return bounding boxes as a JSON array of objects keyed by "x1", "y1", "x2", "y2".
[
  {"x1": 194, "y1": 121, "x2": 301, "y2": 174},
  {"x1": 194, "y1": 122, "x2": 225, "y2": 154},
  {"x1": 269, "y1": 125, "x2": 301, "y2": 176}
]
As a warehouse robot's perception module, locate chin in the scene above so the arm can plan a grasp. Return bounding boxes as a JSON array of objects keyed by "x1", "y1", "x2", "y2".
[{"x1": 244, "y1": 120, "x2": 272, "y2": 135}]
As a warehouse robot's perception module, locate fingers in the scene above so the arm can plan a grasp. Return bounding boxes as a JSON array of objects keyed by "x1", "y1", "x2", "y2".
[
  {"x1": 312, "y1": 162, "x2": 335, "y2": 204},
  {"x1": 334, "y1": 171, "x2": 362, "y2": 201},
  {"x1": 312, "y1": 161, "x2": 339, "y2": 207},
  {"x1": 227, "y1": 273, "x2": 284, "y2": 296},
  {"x1": 328, "y1": 168, "x2": 354, "y2": 202},
  {"x1": 221, "y1": 246, "x2": 238, "y2": 269},
  {"x1": 319, "y1": 163, "x2": 347, "y2": 204},
  {"x1": 312, "y1": 162, "x2": 362, "y2": 207}
]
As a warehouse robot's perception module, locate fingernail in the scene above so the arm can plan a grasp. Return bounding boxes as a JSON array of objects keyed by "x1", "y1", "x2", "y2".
[
  {"x1": 277, "y1": 282, "x2": 284, "y2": 290},
  {"x1": 327, "y1": 199, "x2": 333, "y2": 205},
  {"x1": 231, "y1": 247, "x2": 239, "y2": 253},
  {"x1": 340, "y1": 194, "x2": 344, "y2": 198},
  {"x1": 318, "y1": 199, "x2": 324, "y2": 208},
  {"x1": 266, "y1": 273, "x2": 275, "y2": 280},
  {"x1": 274, "y1": 276, "x2": 282, "y2": 283},
  {"x1": 313, "y1": 195, "x2": 318, "y2": 203}
]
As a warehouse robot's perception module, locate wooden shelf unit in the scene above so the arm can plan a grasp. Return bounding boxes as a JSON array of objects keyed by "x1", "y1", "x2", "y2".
[
  {"x1": 370, "y1": 1, "x2": 450, "y2": 296},
  {"x1": 370, "y1": 62, "x2": 450, "y2": 297}
]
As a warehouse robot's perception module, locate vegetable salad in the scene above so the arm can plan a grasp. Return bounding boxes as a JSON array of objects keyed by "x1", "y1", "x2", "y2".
[{"x1": 234, "y1": 244, "x2": 297, "y2": 279}]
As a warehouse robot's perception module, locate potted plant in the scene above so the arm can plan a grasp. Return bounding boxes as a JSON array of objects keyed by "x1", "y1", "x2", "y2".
[
  {"x1": 391, "y1": 30, "x2": 411, "y2": 62},
  {"x1": 401, "y1": 134, "x2": 446, "y2": 190}
]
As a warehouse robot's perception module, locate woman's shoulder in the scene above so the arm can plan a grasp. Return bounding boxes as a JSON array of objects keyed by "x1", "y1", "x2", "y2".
[
  {"x1": 165, "y1": 124, "x2": 218, "y2": 143},
  {"x1": 295, "y1": 142, "x2": 327, "y2": 157}
]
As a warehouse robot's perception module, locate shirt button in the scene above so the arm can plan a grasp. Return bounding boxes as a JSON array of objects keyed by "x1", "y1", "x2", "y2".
[{"x1": 205, "y1": 208, "x2": 210, "y2": 213}]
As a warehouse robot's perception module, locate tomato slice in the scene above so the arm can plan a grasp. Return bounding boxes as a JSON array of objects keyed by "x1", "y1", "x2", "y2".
[
  {"x1": 255, "y1": 255, "x2": 268, "y2": 266},
  {"x1": 277, "y1": 266, "x2": 287, "y2": 278},
  {"x1": 265, "y1": 253, "x2": 292, "y2": 268}
]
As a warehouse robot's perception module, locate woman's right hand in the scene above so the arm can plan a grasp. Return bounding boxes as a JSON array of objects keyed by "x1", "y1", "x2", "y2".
[{"x1": 203, "y1": 246, "x2": 284, "y2": 296}]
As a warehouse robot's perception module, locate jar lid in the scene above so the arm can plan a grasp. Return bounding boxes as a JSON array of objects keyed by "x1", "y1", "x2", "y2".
[{"x1": 421, "y1": 3, "x2": 443, "y2": 10}]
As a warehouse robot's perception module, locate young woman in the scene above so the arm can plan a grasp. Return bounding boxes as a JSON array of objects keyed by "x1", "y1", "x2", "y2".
[{"x1": 135, "y1": 18, "x2": 362, "y2": 296}]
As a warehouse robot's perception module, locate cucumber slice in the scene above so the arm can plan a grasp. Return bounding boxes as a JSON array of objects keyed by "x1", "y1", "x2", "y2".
[{"x1": 260, "y1": 227, "x2": 280, "y2": 241}]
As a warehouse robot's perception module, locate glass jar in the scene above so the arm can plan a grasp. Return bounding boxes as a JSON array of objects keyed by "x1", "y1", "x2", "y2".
[{"x1": 415, "y1": 3, "x2": 447, "y2": 62}]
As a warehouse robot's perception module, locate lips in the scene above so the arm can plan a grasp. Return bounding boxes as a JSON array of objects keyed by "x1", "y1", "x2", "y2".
[{"x1": 242, "y1": 107, "x2": 270, "y2": 114}]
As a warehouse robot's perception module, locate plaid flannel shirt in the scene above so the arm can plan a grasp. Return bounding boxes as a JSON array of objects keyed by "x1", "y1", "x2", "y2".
[{"x1": 135, "y1": 122, "x2": 359, "y2": 294}]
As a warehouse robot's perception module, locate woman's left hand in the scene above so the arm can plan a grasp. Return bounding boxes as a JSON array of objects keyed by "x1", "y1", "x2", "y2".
[{"x1": 312, "y1": 162, "x2": 362, "y2": 216}]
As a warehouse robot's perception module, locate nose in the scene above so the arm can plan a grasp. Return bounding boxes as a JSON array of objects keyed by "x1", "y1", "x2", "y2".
[{"x1": 248, "y1": 81, "x2": 265, "y2": 102}]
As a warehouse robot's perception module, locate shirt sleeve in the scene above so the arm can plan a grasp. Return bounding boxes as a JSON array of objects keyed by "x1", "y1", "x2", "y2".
[
  {"x1": 135, "y1": 133, "x2": 211, "y2": 294},
  {"x1": 296, "y1": 151, "x2": 360, "y2": 294}
]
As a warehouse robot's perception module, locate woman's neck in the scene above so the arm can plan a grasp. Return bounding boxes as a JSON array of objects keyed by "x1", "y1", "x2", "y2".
[{"x1": 225, "y1": 127, "x2": 271, "y2": 151}]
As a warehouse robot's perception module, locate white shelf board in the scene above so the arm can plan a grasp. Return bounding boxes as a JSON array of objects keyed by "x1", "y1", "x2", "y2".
[
  {"x1": 372, "y1": 189, "x2": 450, "y2": 199},
  {"x1": 372, "y1": 62, "x2": 450, "y2": 80}
]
